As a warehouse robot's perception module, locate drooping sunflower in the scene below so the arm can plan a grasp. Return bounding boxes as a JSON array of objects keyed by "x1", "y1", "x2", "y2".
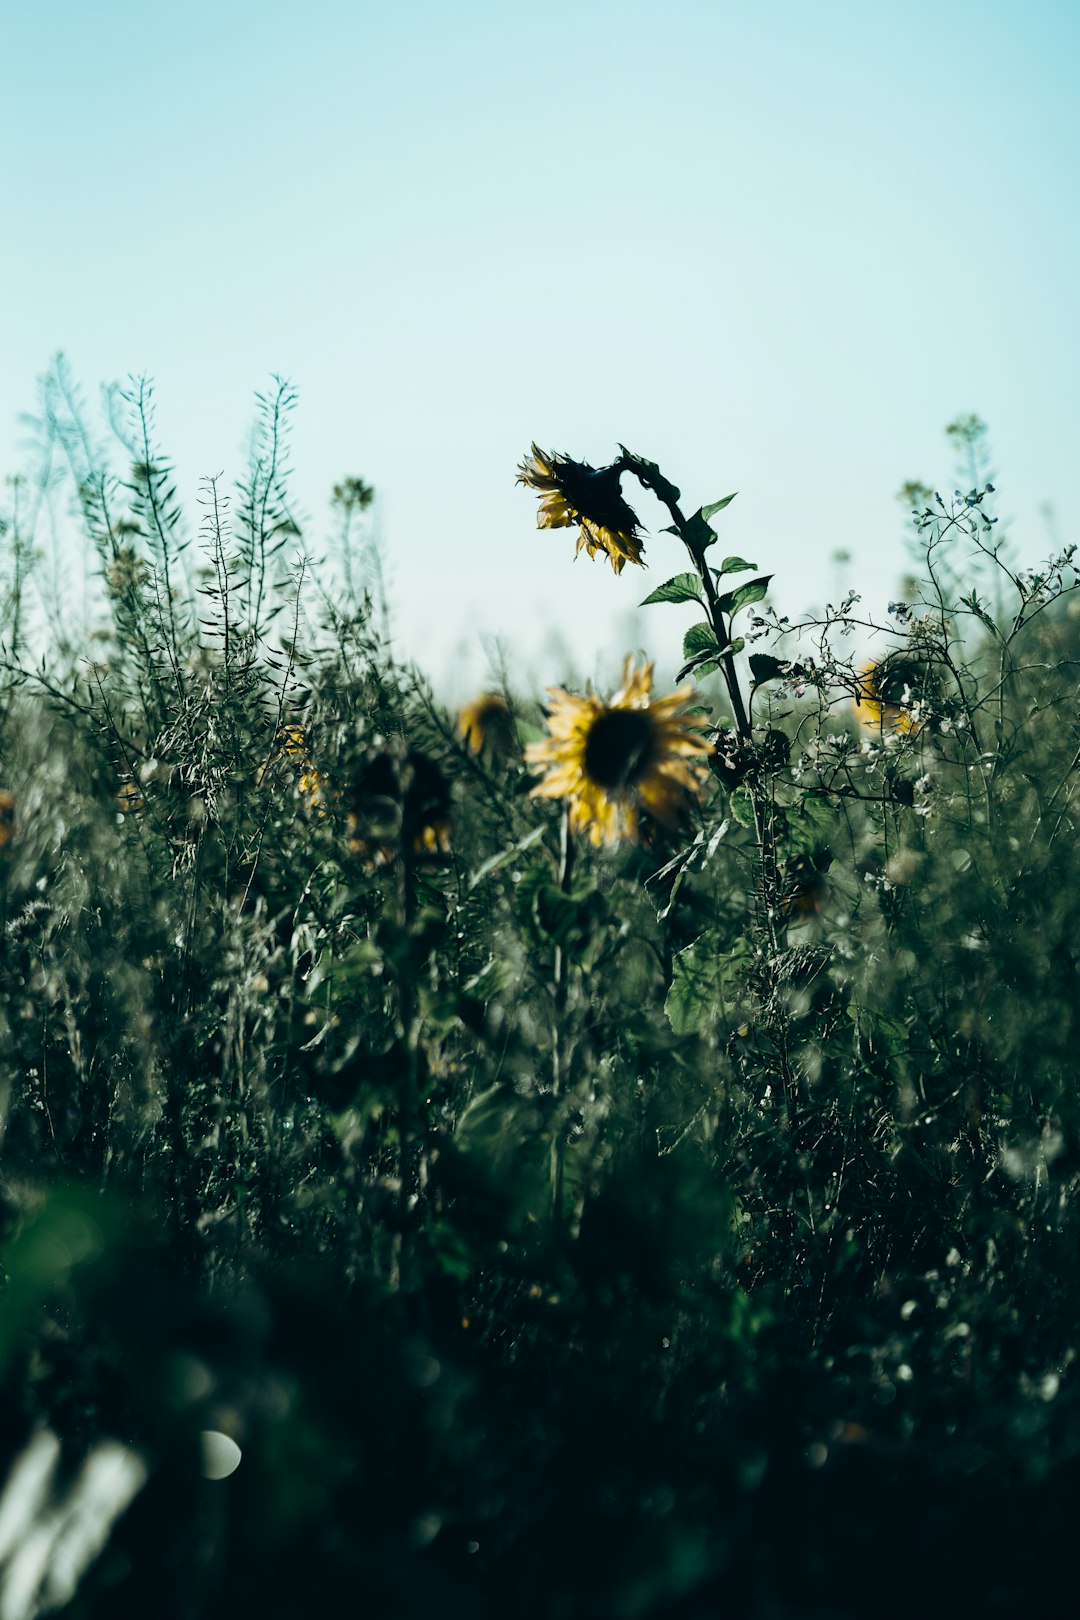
[
  {"x1": 457, "y1": 692, "x2": 515, "y2": 758},
  {"x1": 516, "y1": 443, "x2": 645, "y2": 575},
  {"x1": 525, "y1": 657, "x2": 712, "y2": 846}
]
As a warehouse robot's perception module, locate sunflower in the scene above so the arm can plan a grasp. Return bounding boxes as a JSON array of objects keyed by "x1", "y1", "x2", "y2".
[
  {"x1": 263, "y1": 723, "x2": 333, "y2": 812},
  {"x1": 297, "y1": 761, "x2": 332, "y2": 813},
  {"x1": 457, "y1": 692, "x2": 515, "y2": 758},
  {"x1": 0, "y1": 790, "x2": 14, "y2": 849},
  {"x1": 779, "y1": 850, "x2": 833, "y2": 920},
  {"x1": 116, "y1": 779, "x2": 146, "y2": 817},
  {"x1": 346, "y1": 747, "x2": 452, "y2": 863},
  {"x1": 516, "y1": 443, "x2": 645, "y2": 574},
  {"x1": 525, "y1": 657, "x2": 712, "y2": 846},
  {"x1": 855, "y1": 658, "x2": 929, "y2": 734}
]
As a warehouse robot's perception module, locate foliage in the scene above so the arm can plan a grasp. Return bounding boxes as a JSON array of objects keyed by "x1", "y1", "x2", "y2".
[{"x1": 1, "y1": 383, "x2": 1079, "y2": 1617}]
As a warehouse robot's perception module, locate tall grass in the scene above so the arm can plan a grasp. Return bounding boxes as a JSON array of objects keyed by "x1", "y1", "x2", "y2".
[{"x1": 1, "y1": 375, "x2": 1079, "y2": 1617}]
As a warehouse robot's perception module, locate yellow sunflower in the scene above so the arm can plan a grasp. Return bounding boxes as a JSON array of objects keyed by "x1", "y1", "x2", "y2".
[
  {"x1": 261, "y1": 724, "x2": 333, "y2": 812},
  {"x1": 516, "y1": 443, "x2": 645, "y2": 575},
  {"x1": 0, "y1": 790, "x2": 14, "y2": 849},
  {"x1": 854, "y1": 659, "x2": 925, "y2": 734},
  {"x1": 116, "y1": 779, "x2": 146, "y2": 817},
  {"x1": 525, "y1": 656, "x2": 712, "y2": 846},
  {"x1": 346, "y1": 748, "x2": 452, "y2": 863},
  {"x1": 457, "y1": 692, "x2": 515, "y2": 757}
]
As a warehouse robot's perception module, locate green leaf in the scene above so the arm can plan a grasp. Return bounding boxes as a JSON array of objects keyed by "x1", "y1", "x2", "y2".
[
  {"x1": 535, "y1": 884, "x2": 607, "y2": 955},
  {"x1": 656, "y1": 867, "x2": 686, "y2": 922},
  {"x1": 424, "y1": 1219, "x2": 479, "y2": 1282},
  {"x1": 516, "y1": 868, "x2": 608, "y2": 962},
  {"x1": 781, "y1": 797, "x2": 836, "y2": 861},
  {"x1": 682, "y1": 622, "x2": 719, "y2": 661},
  {"x1": 749, "y1": 653, "x2": 787, "y2": 686},
  {"x1": 715, "y1": 555, "x2": 757, "y2": 577},
  {"x1": 640, "y1": 571, "x2": 703, "y2": 607},
  {"x1": 702, "y1": 493, "x2": 737, "y2": 521},
  {"x1": 665, "y1": 937, "x2": 722, "y2": 1035},
  {"x1": 666, "y1": 935, "x2": 752, "y2": 1034},
  {"x1": 677, "y1": 624, "x2": 737, "y2": 681},
  {"x1": 468, "y1": 824, "x2": 546, "y2": 889},
  {"x1": 701, "y1": 817, "x2": 730, "y2": 864},
  {"x1": 419, "y1": 983, "x2": 485, "y2": 1037},
  {"x1": 453, "y1": 1082, "x2": 552, "y2": 1227},
  {"x1": 682, "y1": 509, "x2": 717, "y2": 551},
  {"x1": 715, "y1": 575, "x2": 773, "y2": 618},
  {"x1": 676, "y1": 656, "x2": 719, "y2": 682},
  {"x1": 728, "y1": 786, "x2": 757, "y2": 827},
  {"x1": 963, "y1": 592, "x2": 1001, "y2": 639}
]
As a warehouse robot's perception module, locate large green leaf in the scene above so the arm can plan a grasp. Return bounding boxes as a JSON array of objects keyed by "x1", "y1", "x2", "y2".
[
  {"x1": 516, "y1": 868, "x2": 609, "y2": 963},
  {"x1": 639, "y1": 571, "x2": 703, "y2": 607},
  {"x1": 701, "y1": 493, "x2": 738, "y2": 521},
  {"x1": 468, "y1": 823, "x2": 546, "y2": 889},
  {"x1": 715, "y1": 575, "x2": 773, "y2": 618},
  {"x1": 665, "y1": 936, "x2": 752, "y2": 1035},
  {"x1": 681, "y1": 509, "x2": 717, "y2": 551},
  {"x1": 534, "y1": 883, "x2": 607, "y2": 955},
  {"x1": 682, "y1": 622, "x2": 719, "y2": 661},
  {"x1": 748, "y1": 653, "x2": 787, "y2": 686}
]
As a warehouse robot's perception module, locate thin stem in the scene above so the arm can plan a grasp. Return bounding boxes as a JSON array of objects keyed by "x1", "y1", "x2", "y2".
[
  {"x1": 621, "y1": 461, "x2": 752, "y2": 739},
  {"x1": 623, "y1": 457, "x2": 800, "y2": 1122},
  {"x1": 550, "y1": 806, "x2": 574, "y2": 1228},
  {"x1": 393, "y1": 828, "x2": 421, "y2": 1292}
]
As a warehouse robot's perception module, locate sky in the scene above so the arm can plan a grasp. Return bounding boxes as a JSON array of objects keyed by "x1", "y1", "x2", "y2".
[{"x1": 2, "y1": 0, "x2": 1078, "y2": 697}]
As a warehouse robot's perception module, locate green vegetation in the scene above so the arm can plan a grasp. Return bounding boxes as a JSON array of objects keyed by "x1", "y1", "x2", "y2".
[{"x1": 2, "y1": 377, "x2": 1079, "y2": 1617}]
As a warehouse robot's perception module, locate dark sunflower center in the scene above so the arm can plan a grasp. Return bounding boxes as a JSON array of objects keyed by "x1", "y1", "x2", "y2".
[{"x1": 584, "y1": 709, "x2": 656, "y2": 791}]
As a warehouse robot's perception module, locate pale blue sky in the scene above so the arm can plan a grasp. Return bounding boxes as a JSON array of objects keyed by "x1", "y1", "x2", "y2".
[{"x1": 2, "y1": 0, "x2": 1078, "y2": 693}]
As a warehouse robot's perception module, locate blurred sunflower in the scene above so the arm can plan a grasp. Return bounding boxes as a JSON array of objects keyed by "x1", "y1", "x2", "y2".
[
  {"x1": 780, "y1": 849, "x2": 833, "y2": 920},
  {"x1": 263, "y1": 723, "x2": 333, "y2": 812},
  {"x1": 457, "y1": 692, "x2": 515, "y2": 758},
  {"x1": 855, "y1": 659, "x2": 925, "y2": 734},
  {"x1": 346, "y1": 748, "x2": 452, "y2": 864},
  {"x1": 116, "y1": 779, "x2": 146, "y2": 817},
  {"x1": 297, "y1": 761, "x2": 332, "y2": 813},
  {"x1": 0, "y1": 790, "x2": 14, "y2": 849},
  {"x1": 526, "y1": 657, "x2": 711, "y2": 846},
  {"x1": 517, "y1": 443, "x2": 645, "y2": 574}
]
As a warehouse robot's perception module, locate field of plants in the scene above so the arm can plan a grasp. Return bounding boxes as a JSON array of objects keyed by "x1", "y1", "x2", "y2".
[{"x1": 1, "y1": 373, "x2": 1079, "y2": 1617}]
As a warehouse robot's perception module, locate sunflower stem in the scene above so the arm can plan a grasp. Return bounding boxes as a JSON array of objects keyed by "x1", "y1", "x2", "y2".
[
  {"x1": 625, "y1": 458, "x2": 803, "y2": 1130},
  {"x1": 550, "y1": 806, "x2": 574, "y2": 1229},
  {"x1": 391, "y1": 812, "x2": 421, "y2": 1292},
  {"x1": 622, "y1": 464, "x2": 752, "y2": 742}
]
